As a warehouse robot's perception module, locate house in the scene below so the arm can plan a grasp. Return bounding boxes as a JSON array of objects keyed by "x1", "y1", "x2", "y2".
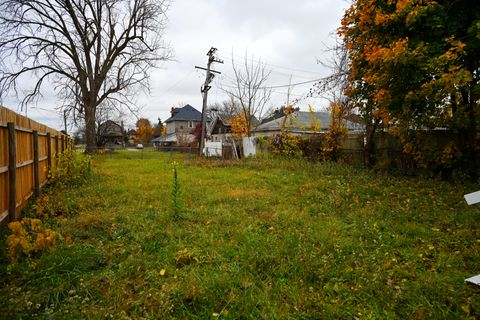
[
  {"x1": 97, "y1": 120, "x2": 125, "y2": 146},
  {"x1": 208, "y1": 113, "x2": 261, "y2": 143},
  {"x1": 254, "y1": 110, "x2": 364, "y2": 137},
  {"x1": 125, "y1": 129, "x2": 137, "y2": 143},
  {"x1": 208, "y1": 113, "x2": 235, "y2": 143},
  {"x1": 152, "y1": 104, "x2": 207, "y2": 146}
]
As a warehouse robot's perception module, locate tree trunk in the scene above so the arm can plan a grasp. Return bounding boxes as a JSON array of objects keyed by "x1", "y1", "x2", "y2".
[
  {"x1": 85, "y1": 106, "x2": 97, "y2": 154},
  {"x1": 464, "y1": 93, "x2": 478, "y2": 181}
]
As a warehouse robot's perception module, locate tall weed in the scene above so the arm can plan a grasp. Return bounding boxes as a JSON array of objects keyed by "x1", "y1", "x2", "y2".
[
  {"x1": 50, "y1": 149, "x2": 91, "y2": 187},
  {"x1": 169, "y1": 163, "x2": 184, "y2": 220}
]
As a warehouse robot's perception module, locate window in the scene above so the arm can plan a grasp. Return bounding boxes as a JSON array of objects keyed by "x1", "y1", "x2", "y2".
[{"x1": 188, "y1": 121, "x2": 193, "y2": 128}]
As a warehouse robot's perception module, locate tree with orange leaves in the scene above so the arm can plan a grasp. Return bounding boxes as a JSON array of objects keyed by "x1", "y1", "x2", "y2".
[
  {"x1": 228, "y1": 112, "x2": 249, "y2": 139},
  {"x1": 340, "y1": 0, "x2": 480, "y2": 178},
  {"x1": 136, "y1": 118, "x2": 154, "y2": 143}
]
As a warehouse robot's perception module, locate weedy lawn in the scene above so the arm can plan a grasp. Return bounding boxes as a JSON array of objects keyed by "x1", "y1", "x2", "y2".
[{"x1": 1, "y1": 150, "x2": 479, "y2": 319}]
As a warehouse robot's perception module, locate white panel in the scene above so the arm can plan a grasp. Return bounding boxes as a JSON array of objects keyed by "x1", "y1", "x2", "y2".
[{"x1": 464, "y1": 191, "x2": 480, "y2": 205}]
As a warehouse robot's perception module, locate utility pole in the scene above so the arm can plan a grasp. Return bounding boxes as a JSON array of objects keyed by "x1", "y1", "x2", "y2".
[{"x1": 195, "y1": 47, "x2": 223, "y2": 156}]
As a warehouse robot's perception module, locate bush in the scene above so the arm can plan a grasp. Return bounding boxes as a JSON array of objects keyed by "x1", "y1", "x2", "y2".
[
  {"x1": 50, "y1": 149, "x2": 91, "y2": 187},
  {"x1": 32, "y1": 192, "x2": 79, "y2": 219},
  {"x1": 270, "y1": 133, "x2": 304, "y2": 158},
  {"x1": 7, "y1": 218, "x2": 59, "y2": 263}
]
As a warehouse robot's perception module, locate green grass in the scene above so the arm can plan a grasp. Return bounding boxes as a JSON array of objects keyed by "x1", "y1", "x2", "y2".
[{"x1": 1, "y1": 150, "x2": 480, "y2": 319}]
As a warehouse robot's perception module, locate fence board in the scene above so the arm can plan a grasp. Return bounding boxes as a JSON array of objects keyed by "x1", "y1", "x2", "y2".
[
  {"x1": 0, "y1": 173, "x2": 7, "y2": 220},
  {"x1": 0, "y1": 106, "x2": 72, "y2": 224}
]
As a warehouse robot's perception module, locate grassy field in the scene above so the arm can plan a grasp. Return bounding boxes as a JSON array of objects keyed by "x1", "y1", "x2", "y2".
[{"x1": 1, "y1": 150, "x2": 480, "y2": 319}]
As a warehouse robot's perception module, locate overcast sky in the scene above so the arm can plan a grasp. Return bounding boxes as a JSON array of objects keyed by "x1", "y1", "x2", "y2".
[{"x1": 2, "y1": 0, "x2": 349, "y2": 131}]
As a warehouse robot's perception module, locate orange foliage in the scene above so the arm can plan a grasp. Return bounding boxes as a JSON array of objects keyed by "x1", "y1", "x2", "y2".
[
  {"x1": 323, "y1": 101, "x2": 347, "y2": 161},
  {"x1": 228, "y1": 113, "x2": 249, "y2": 139},
  {"x1": 7, "y1": 218, "x2": 59, "y2": 263},
  {"x1": 136, "y1": 118, "x2": 154, "y2": 142}
]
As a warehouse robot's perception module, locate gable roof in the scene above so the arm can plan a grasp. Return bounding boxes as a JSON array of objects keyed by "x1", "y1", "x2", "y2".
[
  {"x1": 165, "y1": 104, "x2": 202, "y2": 123},
  {"x1": 255, "y1": 111, "x2": 364, "y2": 133},
  {"x1": 98, "y1": 120, "x2": 123, "y2": 137},
  {"x1": 207, "y1": 113, "x2": 233, "y2": 135},
  {"x1": 256, "y1": 111, "x2": 330, "y2": 132},
  {"x1": 208, "y1": 113, "x2": 261, "y2": 135}
]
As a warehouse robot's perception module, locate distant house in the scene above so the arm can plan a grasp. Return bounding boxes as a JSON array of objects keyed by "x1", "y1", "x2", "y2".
[
  {"x1": 152, "y1": 104, "x2": 207, "y2": 146},
  {"x1": 208, "y1": 113, "x2": 235, "y2": 143},
  {"x1": 126, "y1": 129, "x2": 137, "y2": 143},
  {"x1": 97, "y1": 120, "x2": 125, "y2": 146},
  {"x1": 254, "y1": 111, "x2": 364, "y2": 137},
  {"x1": 208, "y1": 113, "x2": 261, "y2": 143}
]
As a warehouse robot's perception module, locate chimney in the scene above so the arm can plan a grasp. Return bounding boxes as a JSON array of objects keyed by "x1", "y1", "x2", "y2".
[{"x1": 171, "y1": 107, "x2": 178, "y2": 117}]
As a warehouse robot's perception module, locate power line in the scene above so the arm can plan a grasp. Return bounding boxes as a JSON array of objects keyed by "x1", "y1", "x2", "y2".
[
  {"x1": 214, "y1": 55, "x2": 325, "y2": 90},
  {"x1": 217, "y1": 77, "x2": 323, "y2": 90},
  {"x1": 150, "y1": 69, "x2": 195, "y2": 98},
  {"x1": 271, "y1": 90, "x2": 304, "y2": 97},
  {"x1": 217, "y1": 48, "x2": 325, "y2": 76},
  {"x1": 264, "y1": 78, "x2": 323, "y2": 89}
]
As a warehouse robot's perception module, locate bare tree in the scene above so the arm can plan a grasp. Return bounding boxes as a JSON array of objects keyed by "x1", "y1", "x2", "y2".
[
  {"x1": 316, "y1": 36, "x2": 380, "y2": 167},
  {"x1": 224, "y1": 54, "x2": 272, "y2": 136},
  {"x1": 208, "y1": 96, "x2": 242, "y2": 117},
  {"x1": 0, "y1": 0, "x2": 171, "y2": 153},
  {"x1": 315, "y1": 37, "x2": 350, "y2": 107}
]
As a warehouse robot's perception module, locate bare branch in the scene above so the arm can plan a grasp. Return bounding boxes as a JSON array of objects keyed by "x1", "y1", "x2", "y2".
[
  {"x1": 222, "y1": 52, "x2": 272, "y2": 136},
  {"x1": 0, "y1": 0, "x2": 172, "y2": 152}
]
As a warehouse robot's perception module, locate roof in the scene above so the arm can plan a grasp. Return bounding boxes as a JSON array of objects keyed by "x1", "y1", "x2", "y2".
[
  {"x1": 217, "y1": 113, "x2": 236, "y2": 124},
  {"x1": 152, "y1": 132, "x2": 177, "y2": 143},
  {"x1": 98, "y1": 120, "x2": 123, "y2": 137},
  {"x1": 255, "y1": 111, "x2": 363, "y2": 133},
  {"x1": 256, "y1": 111, "x2": 330, "y2": 132},
  {"x1": 208, "y1": 113, "x2": 261, "y2": 135},
  {"x1": 151, "y1": 132, "x2": 195, "y2": 143},
  {"x1": 165, "y1": 104, "x2": 202, "y2": 123}
]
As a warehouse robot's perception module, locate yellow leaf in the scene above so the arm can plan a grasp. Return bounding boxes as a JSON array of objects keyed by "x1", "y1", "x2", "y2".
[{"x1": 160, "y1": 269, "x2": 166, "y2": 276}]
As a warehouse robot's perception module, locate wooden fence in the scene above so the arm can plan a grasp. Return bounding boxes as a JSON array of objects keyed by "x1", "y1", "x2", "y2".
[{"x1": 0, "y1": 106, "x2": 72, "y2": 224}]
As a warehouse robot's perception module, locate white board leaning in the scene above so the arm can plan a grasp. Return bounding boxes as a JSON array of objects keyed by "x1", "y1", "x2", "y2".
[
  {"x1": 464, "y1": 191, "x2": 480, "y2": 205},
  {"x1": 464, "y1": 190, "x2": 480, "y2": 286}
]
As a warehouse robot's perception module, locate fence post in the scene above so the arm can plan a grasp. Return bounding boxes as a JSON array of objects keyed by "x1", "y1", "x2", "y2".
[
  {"x1": 61, "y1": 135, "x2": 65, "y2": 153},
  {"x1": 7, "y1": 122, "x2": 17, "y2": 221},
  {"x1": 33, "y1": 130, "x2": 40, "y2": 196},
  {"x1": 47, "y1": 132, "x2": 52, "y2": 171},
  {"x1": 55, "y1": 135, "x2": 59, "y2": 158}
]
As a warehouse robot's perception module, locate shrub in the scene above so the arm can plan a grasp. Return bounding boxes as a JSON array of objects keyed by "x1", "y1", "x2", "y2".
[
  {"x1": 50, "y1": 149, "x2": 91, "y2": 187},
  {"x1": 32, "y1": 192, "x2": 77, "y2": 219},
  {"x1": 7, "y1": 218, "x2": 59, "y2": 263},
  {"x1": 270, "y1": 133, "x2": 303, "y2": 158}
]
